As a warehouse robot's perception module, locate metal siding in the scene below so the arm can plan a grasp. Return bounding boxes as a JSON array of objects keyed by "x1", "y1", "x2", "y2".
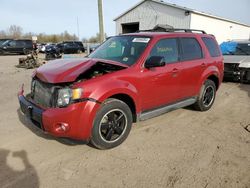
[
  {"x1": 115, "y1": 1, "x2": 191, "y2": 34},
  {"x1": 190, "y1": 13, "x2": 250, "y2": 44}
]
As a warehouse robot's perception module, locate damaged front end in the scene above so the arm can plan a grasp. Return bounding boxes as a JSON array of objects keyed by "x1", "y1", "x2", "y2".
[
  {"x1": 224, "y1": 63, "x2": 241, "y2": 81},
  {"x1": 239, "y1": 62, "x2": 250, "y2": 83},
  {"x1": 223, "y1": 56, "x2": 250, "y2": 83},
  {"x1": 18, "y1": 58, "x2": 128, "y2": 139}
]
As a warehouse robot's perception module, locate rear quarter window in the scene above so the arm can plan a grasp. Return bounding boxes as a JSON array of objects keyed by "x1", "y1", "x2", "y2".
[
  {"x1": 180, "y1": 38, "x2": 203, "y2": 61},
  {"x1": 202, "y1": 37, "x2": 221, "y2": 57}
]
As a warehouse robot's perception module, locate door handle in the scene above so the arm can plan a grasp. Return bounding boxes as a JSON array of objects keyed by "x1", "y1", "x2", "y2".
[
  {"x1": 172, "y1": 68, "x2": 179, "y2": 73},
  {"x1": 201, "y1": 63, "x2": 206, "y2": 67}
]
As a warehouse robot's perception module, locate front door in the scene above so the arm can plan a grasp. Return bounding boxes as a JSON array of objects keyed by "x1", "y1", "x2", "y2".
[{"x1": 140, "y1": 38, "x2": 182, "y2": 111}]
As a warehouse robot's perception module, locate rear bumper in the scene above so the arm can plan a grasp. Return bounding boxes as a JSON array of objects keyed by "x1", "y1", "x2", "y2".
[{"x1": 18, "y1": 91, "x2": 101, "y2": 141}]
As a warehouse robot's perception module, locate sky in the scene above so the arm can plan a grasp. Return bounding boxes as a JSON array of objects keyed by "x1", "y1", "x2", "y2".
[{"x1": 0, "y1": 0, "x2": 249, "y2": 39}]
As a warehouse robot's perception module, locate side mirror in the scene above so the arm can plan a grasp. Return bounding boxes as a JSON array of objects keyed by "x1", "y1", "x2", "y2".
[{"x1": 144, "y1": 56, "x2": 166, "y2": 69}]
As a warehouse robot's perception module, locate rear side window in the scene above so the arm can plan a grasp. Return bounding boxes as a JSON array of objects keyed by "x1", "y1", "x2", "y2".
[
  {"x1": 149, "y1": 38, "x2": 179, "y2": 63},
  {"x1": 16, "y1": 41, "x2": 25, "y2": 47},
  {"x1": 202, "y1": 37, "x2": 221, "y2": 57},
  {"x1": 180, "y1": 38, "x2": 203, "y2": 61}
]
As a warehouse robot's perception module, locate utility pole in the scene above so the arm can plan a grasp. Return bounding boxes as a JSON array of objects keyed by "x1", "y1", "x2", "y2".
[
  {"x1": 98, "y1": 0, "x2": 105, "y2": 43},
  {"x1": 77, "y1": 16, "x2": 80, "y2": 40}
]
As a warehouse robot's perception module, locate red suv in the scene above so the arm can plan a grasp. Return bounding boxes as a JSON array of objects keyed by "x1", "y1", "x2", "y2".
[{"x1": 18, "y1": 29, "x2": 223, "y2": 149}]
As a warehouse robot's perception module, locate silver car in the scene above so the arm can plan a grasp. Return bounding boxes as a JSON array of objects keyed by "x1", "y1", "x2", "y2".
[{"x1": 221, "y1": 40, "x2": 250, "y2": 82}]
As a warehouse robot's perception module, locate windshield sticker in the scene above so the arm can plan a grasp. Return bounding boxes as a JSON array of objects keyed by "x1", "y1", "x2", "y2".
[
  {"x1": 123, "y1": 57, "x2": 129, "y2": 62},
  {"x1": 157, "y1": 47, "x2": 173, "y2": 53},
  {"x1": 132, "y1": 38, "x2": 150, "y2": 43}
]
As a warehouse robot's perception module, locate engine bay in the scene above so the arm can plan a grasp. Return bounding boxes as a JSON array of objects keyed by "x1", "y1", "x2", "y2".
[{"x1": 76, "y1": 62, "x2": 126, "y2": 81}]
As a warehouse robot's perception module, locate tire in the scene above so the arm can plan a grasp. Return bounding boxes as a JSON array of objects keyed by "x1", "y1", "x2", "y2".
[
  {"x1": 193, "y1": 79, "x2": 216, "y2": 111},
  {"x1": 23, "y1": 49, "x2": 30, "y2": 55},
  {"x1": 90, "y1": 98, "x2": 133, "y2": 149},
  {"x1": 77, "y1": 49, "x2": 82, "y2": 54}
]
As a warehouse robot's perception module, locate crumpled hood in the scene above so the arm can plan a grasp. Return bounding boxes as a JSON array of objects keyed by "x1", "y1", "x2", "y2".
[
  {"x1": 35, "y1": 58, "x2": 128, "y2": 83},
  {"x1": 224, "y1": 55, "x2": 250, "y2": 65}
]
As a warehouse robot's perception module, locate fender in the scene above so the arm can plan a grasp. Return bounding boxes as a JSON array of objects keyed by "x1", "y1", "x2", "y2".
[
  {"x1": 77, "y1": 80, "x2": 139, "y2": 139},
  {"x1": 92, "y1": 81, "x2": 139, "y2": 112},
  {"x1": 198, "y1": 65, "x2": 220, "y2": 92}
]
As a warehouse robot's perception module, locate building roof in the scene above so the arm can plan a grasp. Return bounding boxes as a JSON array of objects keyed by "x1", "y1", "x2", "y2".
[{"x1": 114, "y1": 0, "x2": 250, "y2": 27}]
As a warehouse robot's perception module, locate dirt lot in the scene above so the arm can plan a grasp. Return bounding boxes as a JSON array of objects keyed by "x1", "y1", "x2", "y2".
[{"x1": 0, "y1": 55, "x2": 249, "y2": 188}]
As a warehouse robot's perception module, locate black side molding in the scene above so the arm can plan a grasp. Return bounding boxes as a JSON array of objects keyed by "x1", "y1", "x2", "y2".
[{"x1": 138, "y1": 97, "x2": 197, "y2": 121}]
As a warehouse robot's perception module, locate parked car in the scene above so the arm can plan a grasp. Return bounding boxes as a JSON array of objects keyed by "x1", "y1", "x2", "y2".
[
  {"x1": 0, "y1": 39, "x2": 33, "y2": 55},
  {"x1": 45, "y1": 44, "x2": 62, "y2": 60},
  {"x1": 220, "y1": 40, "x2": 250, "y2": 82},
  {"x1": 37, "y1": 43, "x2": 46, "y2": 53},
  {"x1": 18, "y1": 29, "x2": 223, "y2": 149},
  {"x1": 0, "y1": 39, "x2": 12, "y2": 46},
  {"x1": 57, "y1": 41, "x2": 85, "y2": 54},
  {"x1": 89, "y1": 43, "x2": 100, "y2": 53}
]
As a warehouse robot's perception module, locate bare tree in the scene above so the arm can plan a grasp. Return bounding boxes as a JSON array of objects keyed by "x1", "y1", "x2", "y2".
[
  {"x1": 8, "y1": 25, "x2": 23, "y2": 39},
  {"x1": 0, "y1": 30, "x2": 7, "y2": 38}
]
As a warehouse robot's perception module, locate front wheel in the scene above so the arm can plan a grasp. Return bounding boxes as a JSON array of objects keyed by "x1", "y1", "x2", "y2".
[
  {"x1": 23, "y1": 48, "x2": 30, "y2": 55},
  {"x1": 193, "y1": 79, "x2": 216, "y2": 111},
  {"x1": 90, "y1": 98, "x2": 133, "y2": 149}
]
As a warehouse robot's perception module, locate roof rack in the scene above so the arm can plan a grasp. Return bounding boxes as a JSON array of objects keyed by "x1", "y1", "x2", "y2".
[{"x1": 137, "y1": 26, "x2": 206, "y2": 34}]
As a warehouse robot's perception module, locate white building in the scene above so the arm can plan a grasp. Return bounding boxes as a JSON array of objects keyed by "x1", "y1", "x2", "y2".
[{"x1": 114, "y1": 0, "x2": 250, "y2": 43}]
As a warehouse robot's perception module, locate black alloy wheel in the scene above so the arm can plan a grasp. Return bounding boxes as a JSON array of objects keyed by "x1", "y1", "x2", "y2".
[
  {"x1": 193, "y1": 79, "x2": 216, "y2": 111},
  {"x1": 202, "y1": 85, "x2": 215, "y2": 108},
  {"x1": 91, "y1": 98, "x2": 133, "y2": 149},
  {"x1": 99, "y1": 109, "x2": 127, "y2": 142}
]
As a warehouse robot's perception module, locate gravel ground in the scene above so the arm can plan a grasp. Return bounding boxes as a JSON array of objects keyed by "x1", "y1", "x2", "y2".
[{"x1": 0, "y1": 55, "x2": 249, "y2": 188}]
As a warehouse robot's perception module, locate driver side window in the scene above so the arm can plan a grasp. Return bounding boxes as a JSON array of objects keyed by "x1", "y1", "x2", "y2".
[
  {"x1": 9, "y1": 41, "x2": 16, "y2": 47},
  {"x1": 149, "y1": 38, "x2": 179, "y2": 64}
]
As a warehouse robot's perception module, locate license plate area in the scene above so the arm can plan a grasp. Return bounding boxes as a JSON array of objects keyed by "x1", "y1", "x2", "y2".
[{"x1": 19, "y1": 96, "x2": 44, "y2": 130}]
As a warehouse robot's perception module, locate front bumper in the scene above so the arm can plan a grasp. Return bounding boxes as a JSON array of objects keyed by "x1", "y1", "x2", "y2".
[
  {"x1": 18, "y1": 89, "x2": 101, "y2": 140},
  {"x1": 19, "y1": 95, "x2": 44, "y2": 129},
  {"x1": 223, "y1": 63, "x2": 240, "y2": 81}
]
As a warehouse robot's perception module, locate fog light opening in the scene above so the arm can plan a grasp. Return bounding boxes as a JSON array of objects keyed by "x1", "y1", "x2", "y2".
[{"x1": 54, "y1": 122, "x2": 70, "y2": 133}]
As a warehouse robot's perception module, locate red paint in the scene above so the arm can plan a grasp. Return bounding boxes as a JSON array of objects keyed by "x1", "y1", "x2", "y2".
[{"x1": 18, "y1": 32, "x2": 223, "y2": 141}]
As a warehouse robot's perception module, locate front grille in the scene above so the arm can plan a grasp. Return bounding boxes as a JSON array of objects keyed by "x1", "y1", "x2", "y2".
[{"x1": 31, "y1": 79, "x2": 55, "y2": 108}]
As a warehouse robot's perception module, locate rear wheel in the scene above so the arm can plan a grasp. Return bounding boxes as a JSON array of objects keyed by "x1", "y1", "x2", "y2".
[
  {"x1": 90, "y1": 98, "x2": 133, "y2": 149},
  {"x1": 193, "y1": 79, "x2": 216, "y2": 111}
]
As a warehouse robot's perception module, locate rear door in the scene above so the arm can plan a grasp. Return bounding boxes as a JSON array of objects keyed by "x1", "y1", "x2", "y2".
[
  {"x1": 140, "y1": 38, "x2": 183, "y2": 111},
  {"x1": 15, "y1": 41, "x2": 26, "y2": 53},
  {"x1": 178, "y1": 37, "x2": 205, "y2": 98}
]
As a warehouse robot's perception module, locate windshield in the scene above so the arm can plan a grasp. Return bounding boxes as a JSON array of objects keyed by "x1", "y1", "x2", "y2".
[
  {"x1": 0, "y1": 40, "x2": 6, "y2": 46},
  {"x1": 220, "y1": 41, "x2": 250, "y2": 55},
  {"x1": 89, "y1": 36, "x2": 150, "y2": 66},
  {"x1": 0, "y1": 40, "x2": 11, "y2": 46}
]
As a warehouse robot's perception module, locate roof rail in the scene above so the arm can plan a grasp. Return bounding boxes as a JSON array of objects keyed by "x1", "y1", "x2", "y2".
[{"x1": 137, "y1": 28, "x2": 207, "y2": 34}]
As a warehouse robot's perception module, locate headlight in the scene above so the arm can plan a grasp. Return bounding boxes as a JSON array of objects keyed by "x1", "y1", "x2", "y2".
[
  {"x1": 57, "y1": 88, "x2": 83, "y2": 107},
  {"x1": 31, "y1": 80, "x2": 36, "y2": 95},
  {"x1": 31, "y1": 80, "x2": 35, "y2": 92}
]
